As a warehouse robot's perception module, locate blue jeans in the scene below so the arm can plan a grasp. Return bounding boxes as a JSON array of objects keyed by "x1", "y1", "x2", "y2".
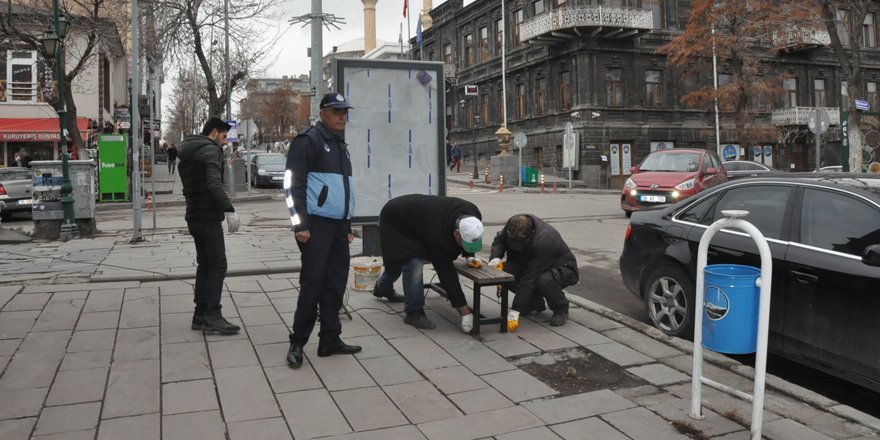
[
  {"x1": 187, "y1": 221, "x2": 227, "y2": 316},
  {"x1": 378, "y1": 258, "x2": 424, "y2": 315}
]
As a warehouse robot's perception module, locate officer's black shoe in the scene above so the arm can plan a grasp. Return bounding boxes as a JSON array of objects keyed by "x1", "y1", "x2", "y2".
[
  {"x1": 287, "y1": 343, "x2": 304, "y2": 368},
  {"x1": 549, "y1": 311, "x2": 568, "y2": 326},
  {"x1": 199, "y1": 314, "x2": 241, "y2": 335},
  {"x1": 372, "y1": 283, "x2": 405, "y2": 303},
  {"x1": 317, "y1": 341, "x2": 362, "y2": 357}
]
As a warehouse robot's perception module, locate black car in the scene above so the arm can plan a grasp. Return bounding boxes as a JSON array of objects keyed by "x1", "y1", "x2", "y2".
[
  {"x1": 620, "y1": 174, "x2": 880, "y2": 392},
  {"x1": 722, "y1": 160, "x2": 777, "y2": 179},
  {"x1": 250, "y1": 153, "x2": 286, "y2": 187}
]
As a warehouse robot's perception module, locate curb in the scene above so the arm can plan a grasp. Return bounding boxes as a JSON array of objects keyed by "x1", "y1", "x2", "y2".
[{"x1": 94, "y1": 194, "x2": 275, "y2": 211}]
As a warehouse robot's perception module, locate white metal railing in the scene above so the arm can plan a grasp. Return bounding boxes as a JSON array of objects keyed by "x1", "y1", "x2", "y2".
[
  {"x1": 520, "y1": 6, "x2": 654, "y2": 41},
  {"x1": 771, "y1": 106, "x2": 840, "y2": 126},
  {"x1": 772, "y1": 28, "x2": 831, "y2": 49}
]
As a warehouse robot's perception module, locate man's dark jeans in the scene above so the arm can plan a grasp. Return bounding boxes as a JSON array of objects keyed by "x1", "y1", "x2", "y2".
[{"x1": 188, "y1": 221, "x2": 227, "y2": 316}]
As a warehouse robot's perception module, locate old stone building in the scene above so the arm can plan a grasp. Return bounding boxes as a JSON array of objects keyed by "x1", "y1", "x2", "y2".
[{"x1": 416, "y1": 0, "x2": 880, "y2": 186}]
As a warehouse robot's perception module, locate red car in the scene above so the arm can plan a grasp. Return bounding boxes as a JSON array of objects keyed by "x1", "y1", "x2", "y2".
[{"x1": 621, "y1": 148, "x2": 727, "y2": 217}]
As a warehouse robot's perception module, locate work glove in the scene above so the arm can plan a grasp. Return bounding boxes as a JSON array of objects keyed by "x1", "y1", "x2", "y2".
[
  {"x1": 465, "y1": 257, "x2": 482, "y2": 269},
  {"x1": 225, "y1": 212, "x2": 241, "y2": 233},
  {"x1": 488, "y1": 258, "x2": 503, "y2": 270},
  {"x1": 460, "y1": 313, "x2": 474, "y2": 334},
  {"x1": 507, "y1": 310, "x2": 520, "y2": 332}
]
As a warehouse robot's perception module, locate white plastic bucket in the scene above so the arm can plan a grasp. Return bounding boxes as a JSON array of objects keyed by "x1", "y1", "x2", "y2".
[{"x1": 350, "y1": 256, "x2": 383, "y2": 291}]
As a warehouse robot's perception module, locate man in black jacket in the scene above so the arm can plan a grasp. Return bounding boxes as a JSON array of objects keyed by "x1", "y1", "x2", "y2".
[
  {"x1": 178, "y1": 117, "x2": 241, "y2": 334},
  {"x1": 488, "y1": 214, "x2": 578, "y2": 326},
  {"x1": 373, "y1": 194, "x2": 483, "y2": 332},
  {"x1": 283, "y1": 92, "x2": 360, "y2": 368}
]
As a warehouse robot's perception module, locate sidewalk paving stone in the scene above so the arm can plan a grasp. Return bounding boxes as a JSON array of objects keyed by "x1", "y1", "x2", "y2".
[
  {"x1": 481, "y1": 368, "x2": 558, "y2": 403},
  {"x1": 588, "y1": 341, "x2": 654, "y2": 367},
  {"x1": 159, "y1": 295, "x2": 195, "y2": 314},
  {"x1": 160, "y1": 312, "x2": 207, "y2": 344},
  {"x1": 333, "y1": 386, "x2": 409, "y2": 431},
  {"x1": 309, "y1": 351, "x2": 376, "y2": 391},
  {"x1": 254, "y1": 342, "x2": 289, "y2": 368},
  {"x1": 390, "y1": 334, "x2": 461, "y2": 371},
  {"x1": 447, "y1": 341, "x2": 517, "y2": 376},
  {"x1": 524, "y1": 389, "x2": 636, "y2": 424},
  {"x1": 32, "y1": 300, "x2": 83, "y2": 332},
  {"x1": 96, "y1": 414, "x2": 160, "y2": 440},
  {"x1": 764, "y1": 418, "x2": 834, "y2": 440},
  {"x1": 2, "y1": 292, "x2": 51, "y2": 311},
  {"x1": 82, "y1": 289, "x2": 125, "y2": 312},
  {"x1": 33, "y1": 428, "x2": 95, "y2": 439},
  {"x1": 0, "y1": 310, "x2": 40, "y2": 339},
  {"x1": 114, "y1": 326, "x2": 160, "y2": 361},
  {"x1": 603, "y1": 327, "x2": 684, "y2": 360},
  {"x1": 601, "y1": 407, "x2": 689, "y2": 440},
  {"x1": 448, "y1": 387, "x2": 515, "y2": 414},
  {"x1": 496, "y1": 426, "x2": 562, "y2": 440},
  {"x1": 119, "y1": 289, "x2": 159, "y2": 329},
  {"x1": 207, "y1": 338, "x2": 259, "y2": 369},
  {"x1": 243, "y1": 323, "x2": 290, "y2": 345},
  {"x1": 237, "y1": 305, "x2": 283, "y2": 326},
  {"x1": 483, "y1": 335, "x2": 542, "y2": 358},
  {"x1": 0, "y1": 349, "x2": 64, "y2": 389},
  {"x1": 162, "y1": 410, "x2": 226, "y2": 440},
  {"x1": 102, "y1": 358, "x2": 160, "y2": 419},
  {"x1": 0, "y1": 387, "x2": 49, "y2": 419},
  {"x1": 323, "y1": 425, "x2": 427, "y2": 439},
  {"x1": 76, "y1": 311, "x2": 121, "y2": 331},
  {"x1": 384, "y1": 380, "x2": 463, "y2": 423},
  {"x1": 361, "y1": 309, "x2": 422, "y2": 339},
  {"x1": 350, "y1": 334, "x2": 397, "y2": 360},
  {"x1": 264, "y1": 363, "x2": 323, "y2": 393},
  {"x1": 215, "y1": 365, "x2": 281, "y2": 422},
  {"x1": 161, "y1": 379, "x2": 219, "y2": 415},
  {"x1": 648, "y1": 398, "x2": 743, "y2": 438},
  {"x1": 417, "y1": 406, "x2": 544, "y2": 440},
  {"x1": 549, "y1": 417, "x2": 630, "y2": 440},
  {"x1": 278, "y1": 388, "x2": 352, "y2": 439},
  {"x1": 515, "y1": 328, "x2": 580, "y2": 352},
  {"x1": 539, "y1": 321, "x2": 613, "y2": 347},
  {"x1": 361, "y1": 354, "x2": 424, "y2": 386},
  {"x1": 626, "y1": 363, "x2": 690, "y2": 386},
  {"x1": 68, "y1": 328, "x2": 116, "y2": 353},
  {"x1": 18, "y1": 329, "x2": 71, "y2": 352},
  {"x1": 227, "y1": 417, "x2": 293, "y2": 440},
  {"x1": 0, "y1": 417, "x2": 36, "y2": 440},
  {"x1": 161, "y1": 341, "x2": 211, "y2": 383},
  {"x1": 423, "y1": 365, "x2": 489, "y2": 395},
  {"x1": 45, "y1": 367, "x2": 108, "y2": 406},
  {"x1": 33, "y1": 401, "x2": 101, "y2": 436}
]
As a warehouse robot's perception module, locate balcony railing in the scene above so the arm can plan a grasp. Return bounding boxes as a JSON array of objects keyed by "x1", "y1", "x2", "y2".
[
  {"x1": 520, "y1": 6, "x2": 654, "y2": 43},
  {"x1": 771, "y1": 106, "x2": 840, "y2": 126},
  {"x1": 773, "y1": 28, "x2": 831, "y2": 52}
]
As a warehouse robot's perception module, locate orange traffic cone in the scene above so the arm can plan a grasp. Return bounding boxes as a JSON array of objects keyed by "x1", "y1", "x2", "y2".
[
  {"x1": 551, "y1": 183, "x2": 560, "y2": 194},
  {"x1": 146, "y1": 193, "x2": 153, "y2": 210}
]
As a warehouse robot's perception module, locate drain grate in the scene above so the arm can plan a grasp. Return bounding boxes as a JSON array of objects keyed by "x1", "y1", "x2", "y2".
[{"x1": 513, "y1": 347, "x2": 649, "y2": 396}]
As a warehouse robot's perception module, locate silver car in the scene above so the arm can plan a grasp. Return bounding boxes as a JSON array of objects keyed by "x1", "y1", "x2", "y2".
[{"x1": 0, "y1": 167, "x2": 33, "y2": 219}]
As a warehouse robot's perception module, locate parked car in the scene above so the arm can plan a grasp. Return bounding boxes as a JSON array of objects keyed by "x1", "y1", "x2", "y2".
[
  {"x1": 619, "y1": 175, "x2": 880, "y2": 392},
  {"x1": 0, "y1": 167, "x2": 33, "y2": 219},
  {"x1": 250, "y1": 153, "x2": 286, "y2": 187},
  {"x1": 722, "y1": 160, "x2": 777, "y2": 179},
  {"x1": 817, "y1": 165, "x2": 843, "y2": 173},
  {"x1": 621, "y1": 148, "x2": 727, "y2": 217}
]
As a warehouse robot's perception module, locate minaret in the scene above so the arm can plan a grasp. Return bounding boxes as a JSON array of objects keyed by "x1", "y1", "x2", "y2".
[
  {"x1": 363, "y1": 0, "x2": 378, "y2": 54},
  {"x1": 421, "y1": 0, "x2": 433, "y2": 30}
]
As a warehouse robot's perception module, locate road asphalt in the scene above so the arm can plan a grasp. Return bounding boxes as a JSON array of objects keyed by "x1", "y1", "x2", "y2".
[{"x1": 0, "y1": 164, "x2": 877, "y2": 439}]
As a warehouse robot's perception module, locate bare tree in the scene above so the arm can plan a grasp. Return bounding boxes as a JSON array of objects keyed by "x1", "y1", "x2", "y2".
[
  {"x1": 165, "y1": 65, "x2": 207, "y2": 143},
  {"x1": 152, "y1": 0, "x2": 283, "y2": 118},
  {"x1": 0, "y1": 0, "x2": 128, "y2": 152}
]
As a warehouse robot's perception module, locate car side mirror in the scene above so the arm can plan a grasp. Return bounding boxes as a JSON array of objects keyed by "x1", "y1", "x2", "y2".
[
  {"x1": 863, "y1": 244, "x2": 880, "y2": 267},
  {"x1": 630, "y1": 166, "x2": 639, "y2": 174},
  {"x1": 705, "y1": 167, "x2": 718, "y2": 175}
]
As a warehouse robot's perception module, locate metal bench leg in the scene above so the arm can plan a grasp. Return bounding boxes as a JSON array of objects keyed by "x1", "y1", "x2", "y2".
[
  {"x1": 472, "y1": 282, "x2": 481, "y2": 336},
  {"x1": 500, "y1": 287, "x2": 508, "y2": 333}
]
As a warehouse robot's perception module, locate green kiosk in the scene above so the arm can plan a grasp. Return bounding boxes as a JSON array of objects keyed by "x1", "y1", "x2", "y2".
[{"x1": 98, "y1": 134, "x2": 129, "y2": 202}]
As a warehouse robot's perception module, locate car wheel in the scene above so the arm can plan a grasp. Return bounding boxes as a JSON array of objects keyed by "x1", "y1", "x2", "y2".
[
  {"x1": 643, "y1": 262, "x2": 695, "y2": 338},
  {"x1": 625, "y1": 211, "x2": 632, "y2": 218}
]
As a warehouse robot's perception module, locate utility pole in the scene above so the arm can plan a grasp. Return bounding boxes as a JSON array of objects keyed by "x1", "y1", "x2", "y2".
[
  {"x1": 130, "y1": 0, "x2": 143, "y2": 242},
  {"x1": 290, "y1": 1, "x2": 345, "y2": 124},
  {"x1": 224, "y1": 0, "x2": 235, "y2": 197}
]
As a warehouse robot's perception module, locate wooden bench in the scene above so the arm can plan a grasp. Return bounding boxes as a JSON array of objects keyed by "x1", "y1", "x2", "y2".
[{"x1": 426, "y1": 261, "x2": 515, "y2": 336}]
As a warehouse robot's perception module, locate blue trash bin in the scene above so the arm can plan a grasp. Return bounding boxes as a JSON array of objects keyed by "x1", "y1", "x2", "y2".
[{"x1": 702, "y1": 264, "x2": 761, "y2": 354}]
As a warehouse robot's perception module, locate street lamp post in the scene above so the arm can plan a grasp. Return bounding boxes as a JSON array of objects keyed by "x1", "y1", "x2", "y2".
[
  {"x1": 40, "y1": 2, "x2": 78, "y2": 240},
  {"x1": 472, "y1": 114, "x2": 480, "y2": 179}
]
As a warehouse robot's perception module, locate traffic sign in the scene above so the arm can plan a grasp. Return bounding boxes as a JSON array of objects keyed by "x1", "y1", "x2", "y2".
[
  {"x1": 856, "y1": 99, "x2": 870, "y2": 111},
  {"x1": 808, "y1": 109, "x2": 830, "y2": 135},
  {"x1": 464, "y1": 85, "x2": 478, "y2": 96},
  {"x1": 564, "y1": 121, "x2": 574, "y2": 137},
  {"x1": 513, "y1": 132, "x2": 527, "y2": 150}
]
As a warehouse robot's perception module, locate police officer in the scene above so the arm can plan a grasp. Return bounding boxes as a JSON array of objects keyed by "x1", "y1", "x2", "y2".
[{"x1": 284, "y1": 92, "x2": 360, "y2": 368}]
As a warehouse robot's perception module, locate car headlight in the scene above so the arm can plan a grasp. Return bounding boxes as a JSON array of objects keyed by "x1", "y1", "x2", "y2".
[
  {"x1": 675, "y1": 178, "x2": 695, "y2": 190},
  {"x1": 257, "y1": 168, "x2": 267, "y2": 176},
  {"x1": 624, "y1": 177, "x2": 636, "y2": 189}
]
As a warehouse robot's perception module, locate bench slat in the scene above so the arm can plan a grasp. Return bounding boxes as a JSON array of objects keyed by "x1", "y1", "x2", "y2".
[{"x1": 453, "y1": 261, "x2": 516, "y2": 284}]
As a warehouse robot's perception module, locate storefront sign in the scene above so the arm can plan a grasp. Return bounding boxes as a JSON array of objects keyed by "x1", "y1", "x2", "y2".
[{"x1": 0, "y1": 132, "x2": 61, "y2": 141}]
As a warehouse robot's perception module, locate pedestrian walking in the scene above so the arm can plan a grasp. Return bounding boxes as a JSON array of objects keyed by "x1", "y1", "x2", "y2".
[
  {"x1": 446, "y1": 139, "x2": 453, "y2": 166},
  {"x1": 488, "y1": 214, "x2": 578, "y2": 327},
  {"x1": 372, "y1": 194, "x2": 483, "y2": 332},
  {"x1": 167, "y1": 143, "x2": 178, "y2": 174},
  {"x1": 449, "y1": 144, "x2": 462, "y2": 173},
  {"x1": 178, "y1": 117, "x2": 241, "y2": 335},
  {"x1": 284, "y1": 92, "x2": 360, "y2": 368}
]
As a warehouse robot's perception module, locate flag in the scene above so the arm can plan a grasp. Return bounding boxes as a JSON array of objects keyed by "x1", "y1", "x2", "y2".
[
  {"x1": 416, "y1": 16, "x2": 423, "y2": 46},
  {"x1": 403, "y1": 0, "x2": 407, "y2": 17}
]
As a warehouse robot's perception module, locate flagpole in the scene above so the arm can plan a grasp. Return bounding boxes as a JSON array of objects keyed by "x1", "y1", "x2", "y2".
[
  {"x1": 406, "y1": 1, "x2": 412, "y2": 59},
  {"x1": 399, "y1": 22, "x2": 404, "y2": 56}
]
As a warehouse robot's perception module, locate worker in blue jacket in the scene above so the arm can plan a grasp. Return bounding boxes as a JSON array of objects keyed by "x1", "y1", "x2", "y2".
[{"x1": 283, "y1": 92, "x2": 359, "y2": 368}]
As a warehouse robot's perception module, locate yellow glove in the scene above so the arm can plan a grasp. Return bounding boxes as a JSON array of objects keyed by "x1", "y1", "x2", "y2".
[
  {"x1": 488, "y1": 258, "x2": 503, "y2": 270},
  {"x1": 466, "y1": 257, "x2": 482, "y2": 269},
  {"x1": 507, "y1": 310, "x2": 520, "y2": 332}
]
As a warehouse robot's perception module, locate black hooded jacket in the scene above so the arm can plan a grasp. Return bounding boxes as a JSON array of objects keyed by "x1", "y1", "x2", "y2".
[{"x1": 178, "y1": 134, "x2": 234, "y2": 222}]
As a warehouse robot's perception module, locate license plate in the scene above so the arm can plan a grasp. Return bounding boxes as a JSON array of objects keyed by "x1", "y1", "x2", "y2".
[
  {"x1": 272, "y1": 176, "x2": 282, "y2": 181},
  {"x1": 640, "y1": 195, "x2": 666, "y2": 203},
  {"x1": 17, "y1": 199, "x2": 33, "y2": 205}
]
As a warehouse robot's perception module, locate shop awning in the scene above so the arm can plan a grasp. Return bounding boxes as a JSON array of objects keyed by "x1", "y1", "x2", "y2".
[{"x1": 0, "y1": 117, "x2": 90, "y2": 142}]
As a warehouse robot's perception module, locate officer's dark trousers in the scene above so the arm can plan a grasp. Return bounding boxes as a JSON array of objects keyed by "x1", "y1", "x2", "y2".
[
  {"x1": 188, "y1": 221, "x2": 227, "y2": 316},
  {"x1": 291, "y1": 216, "x2": 350, "y2": 345}
]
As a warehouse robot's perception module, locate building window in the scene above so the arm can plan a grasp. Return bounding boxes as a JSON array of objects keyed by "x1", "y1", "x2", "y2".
[
  {"x1": 645, "y1": 69, "x2": 662, "y2": 108},
  {"x1": 513, "y1": 8, "x2": 523, "y2": 47},
  {"x1": 495, "y1": 19, "x2": 503, "y2": 55},
  {"x1": 6, "y1": 50, "x2": 38, "y2": 103},
  {"x1": 536, "y1": 77, "x2": 546, "y2": 115},
  {"x1": 516, "y1": 83, "x2": 526, "y2": 118},
  {"x1": 606, "y1": 67, "x2": 624, "y2": 107},
  {"x1": 480, "y1": 93, "x2": 489, "y2": 123},
  {"x1": 784, "y1": 78, "x2": 798, "y2": 107},
  {"x1": 814, "y1": 79, "x2": 827, "y2": 107},
  {"x1": 443, "y1": 44, "x2": 452, "y2": 64},
  {"x1": 463, "y1": 33, "x2": 474, "y2": 68},
  {"x1": 864, "y1": 13, "x2": 877, "y2": 48},
  {"x1": 532, "y1": 0, "x2": 545, "y2": 15},
  {"x1": 836, "y1": 9, "x2": 850, "y2": 46},
  {"x1": 559, "y1": 70, "x2": 571, "y2": 110},
  {"x1": 868, "y1": 81, "x2": 878, "y2": 110},
  {"x1": 479, "y1": 26, "x2": 489, "y2": 63}
]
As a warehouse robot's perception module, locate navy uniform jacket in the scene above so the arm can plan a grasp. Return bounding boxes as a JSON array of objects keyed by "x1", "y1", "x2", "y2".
[{"x1": 283, "y1": 122, "x2": 354, "y2": 232}]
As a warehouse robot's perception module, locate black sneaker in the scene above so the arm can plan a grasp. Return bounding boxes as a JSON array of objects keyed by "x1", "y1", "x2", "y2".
[
  {"x1": 199, "y1": 314, "x2": 241, "y2": 335},
  {"x1": 191, "y1": 313, "x2": 206, "y2": 330},
  {"x1": 549, "y1": 311, "x2": 568, "y2": 327},
  {"x1": 403, "y1": 313, "x2": 436, "y2": 329},
  {"x1": 372, "y1": 283, "x2": 405, "y2": 303}
]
